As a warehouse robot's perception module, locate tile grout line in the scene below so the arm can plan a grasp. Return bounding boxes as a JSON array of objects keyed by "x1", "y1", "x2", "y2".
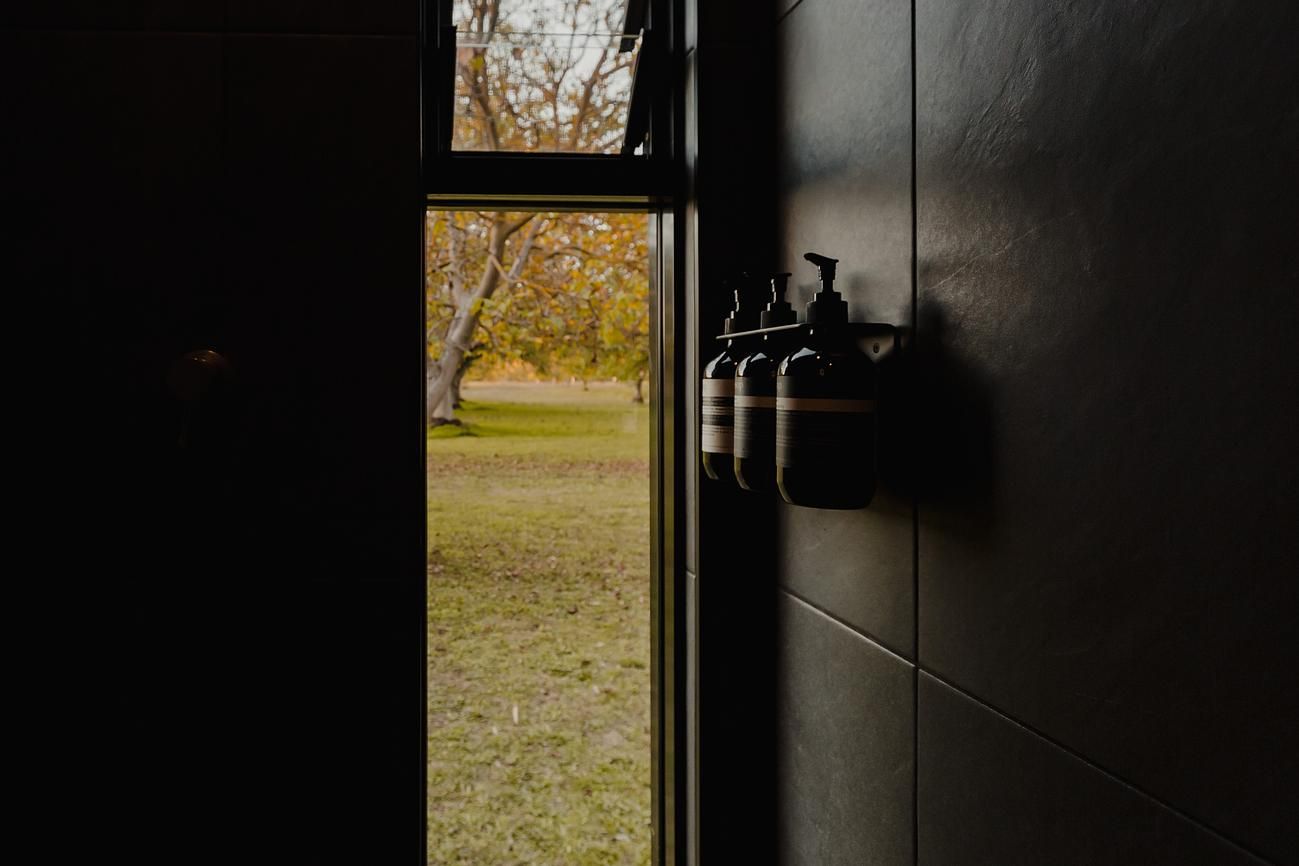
[
  {"x1": 777, "y1": 0, "x2": 811, "y2": 26},
  {"x1": 778, "y1": 589, "x2": 1276, "y2": 865},
  {"x1": 918, "y1": 670, "x2": 1276, "y2": 865},
  {"x1": 771, "y1": 0, "x2": 1268, "y2": 860},
  {"x1": 781, "y1": 586, "x2": 914, "y2": 667},
  {"x1": 900, "y1": 6, "x2": 1266, "y2": 865}
]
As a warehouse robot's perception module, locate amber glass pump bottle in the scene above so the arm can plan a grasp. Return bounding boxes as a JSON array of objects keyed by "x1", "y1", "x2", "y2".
[
  {"x1": 701, "y1": 279, "x2": 758, "y2": 484},
  {"x1": 734, "y1": 273, "x2": 797, "y2": 491},
  {"x1": 776, "y1": 253, "x2": 878, "y2": 509}
]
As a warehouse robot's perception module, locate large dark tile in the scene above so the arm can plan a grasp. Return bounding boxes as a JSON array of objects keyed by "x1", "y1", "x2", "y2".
[
  {"x1": 777, "y1": 591, "x2": 913, "y2": 866},
  {"x1": 777, "y1": 498, "x2": 913, "y2": 654},
  {"x1": 226, "y1": 0, "x2": 416, "y2": 35},
  {"x1": 916, "y1": 0, "x2": 1299, "y2": 859},
  {"x1": 918, "y1": 674, "x2": 1267, "y2": 866},
  {"x1": 773, "y1": 0, "x2": 915, "y2": 651},
  {"x1": 778, "y1": 0, "x2": 911, "y2": 326},
  {"x1": 2, "y1": 0, "x2": 222, "y2": 30}
]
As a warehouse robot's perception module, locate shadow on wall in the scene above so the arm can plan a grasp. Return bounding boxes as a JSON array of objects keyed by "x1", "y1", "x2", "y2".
[{"x1": 874, "y1": 304, "x2": 999, "y2": 547}]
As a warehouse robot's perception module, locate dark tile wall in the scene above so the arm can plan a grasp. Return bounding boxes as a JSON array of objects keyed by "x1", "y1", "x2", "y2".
[
  {"x1": 774, "y1": 0, "x2": 915, "y2": 658},
  {"x1": 771, "y1": 0, "x2": 917, "y2": 859},
  {"x1": 768, "y1": 0, "x2": 1299, "y2": 863},
  {"x1": 5, "y1": 5, "x2": 422, "y2": 862},
  {"x1": 918, "y1": 674, "x2": 1266, "y2": 866},
  {"x1": 778, "y1": 594, "x2": 914, "y2": 866},
  {"x1": 915, "y1": 0, "x2": 1299, "y2": 860}
]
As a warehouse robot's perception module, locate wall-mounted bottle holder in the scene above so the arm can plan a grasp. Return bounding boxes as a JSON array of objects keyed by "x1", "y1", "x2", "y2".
[
  {"x1": 712, "y1": 321, "x2": 897, "y2": 510},
  {"x1": 716, "y1": 321, "x2": 898, "y2": 359},
  {"x1": 702, "y1": 254, "x2": 897, "y2": 510}
]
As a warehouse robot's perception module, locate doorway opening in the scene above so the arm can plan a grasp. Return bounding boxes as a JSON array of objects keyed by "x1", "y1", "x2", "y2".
[{"x1": 426, "y1": 209, "x2": 652, "y2": 864}]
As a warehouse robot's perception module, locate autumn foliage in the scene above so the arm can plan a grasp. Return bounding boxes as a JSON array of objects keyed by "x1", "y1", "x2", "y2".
[
  {"x1": 426, "y1": 0, "x2": 649, "y2": 423},
  {"x1": 426, "y1": 210, "x2": 649, "y2": 403}
]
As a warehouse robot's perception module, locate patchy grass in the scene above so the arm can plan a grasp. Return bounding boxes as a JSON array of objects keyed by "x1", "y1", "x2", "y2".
[{"x1": 428, "y1": 382, "x2": 651, "y2": 866}]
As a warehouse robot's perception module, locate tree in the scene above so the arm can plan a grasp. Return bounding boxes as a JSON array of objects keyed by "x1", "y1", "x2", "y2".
[
  {"x1": 427, "y1": 0, "x2": 646, "y2": 423},
  {"x1": 544, "y1": 212, "x2": 650, "y2": 400},
  {"x1": 426, "y1": 212, "x2": 542, "y2": 423},
  {"x1": 427, "y1": 210, "x2": 649, "y2": 411}
]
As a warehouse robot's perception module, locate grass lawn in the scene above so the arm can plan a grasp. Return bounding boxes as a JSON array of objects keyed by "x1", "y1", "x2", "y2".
[{"x1": 428, "y1": 382, "x2": 651, "y2": 866}]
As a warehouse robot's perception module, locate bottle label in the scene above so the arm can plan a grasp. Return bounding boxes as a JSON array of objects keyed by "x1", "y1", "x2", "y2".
[
  {"x1": 733, "y1": 390, "x2": 776, "y2": 459},
  {"x1": 775, "y1": 394, "x2": 876, "y2": 467},
  {"x1": 701, "y1": 378, "x2": 734, "y2": 453}
]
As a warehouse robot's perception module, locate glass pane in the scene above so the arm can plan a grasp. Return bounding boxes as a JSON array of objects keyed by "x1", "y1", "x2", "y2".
[
  {"x1": 453, "y1": 0, "x2": 641, "y2": 154},
  {"x1": 426, "y1": 209, "x2": 652, "y2": 864}
]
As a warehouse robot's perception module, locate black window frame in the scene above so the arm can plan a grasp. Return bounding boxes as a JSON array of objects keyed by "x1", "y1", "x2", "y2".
[
  {"x1": 420, "y1": 2, "x2": 687, "y2": 864},
  {"x1": 421, "y1": 0, "x2": 675, "y2": 208}
]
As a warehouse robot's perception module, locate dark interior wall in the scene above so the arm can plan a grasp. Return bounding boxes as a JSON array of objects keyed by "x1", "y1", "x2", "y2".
[
  {"x1": 915, "y1": 1, "x2": 1298, "y2": 862},
  {"x1": 4, "y1": 3, "x2": 423, "y2": 862},
  {"x1": 771, "y1": 0, "x2": 918, "y2": 862},
  {"x1": 766, "y1": 0, "x2": 1299, "y2": 864},
  {"x1": 684, "y1": 2, "x2": 782, "y2": 864}
]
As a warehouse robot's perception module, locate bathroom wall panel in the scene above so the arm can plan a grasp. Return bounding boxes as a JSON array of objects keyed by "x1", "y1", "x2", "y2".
[
  {"x1": 775, "y1": 0, "x2": 915, "y2": 654},
  {"x1": 918, "y1": 674, "x2": 1267, "y2": 866},
  {"x1": 778, "y1": 592, "x2": 914, "y2": 866},
  {"x1": 915, "y1": 0, "x2": 1299, "y2": 859},
  {"x1": 778, "y1": 0, "x2": 911, "y2": 327},
  {"x1": 776, "y1": 499, "x2": 913, "y2": 654}
]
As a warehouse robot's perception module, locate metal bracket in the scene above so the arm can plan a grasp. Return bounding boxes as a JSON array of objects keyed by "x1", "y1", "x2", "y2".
[{"x1": 715, "y1": 322, "x2": 899, "y2": 361}]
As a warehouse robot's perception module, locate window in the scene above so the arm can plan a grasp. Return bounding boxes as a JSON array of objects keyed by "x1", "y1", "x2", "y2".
[
  {"x1": 422, "y1": 2, "x2": 682, "y2": 863},
  {"x1": 424, "y1": 0, "x2": 668, "y2": 206},
  {"x1": 451, "y1": 0, "x2": 645, "y2": 154}
]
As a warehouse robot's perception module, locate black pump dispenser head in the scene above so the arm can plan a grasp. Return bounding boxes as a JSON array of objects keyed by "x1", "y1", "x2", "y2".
[
  {"x1": 802, "y1": 252, "x2": 847, "y2": 325},
  {"x1": 760, "y1": 273, "x2": 796, "y2": 328},
  {"x1": 721, "y1": 276, "x2": 758, "y2": 335}
]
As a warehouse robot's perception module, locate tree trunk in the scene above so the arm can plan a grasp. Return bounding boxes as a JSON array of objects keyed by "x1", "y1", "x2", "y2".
[
  {"x1": 426, "y1": 215, "x2": 539, "y2": 422},
  {"x1": 427, "y1": 362, "x2": 458, "y2": 426},
  {"x1": 432, "y1": 389, "x2": 456, "y2": 424},
  {"x1": 450, "y1": 362, "x2": 468, "y2": 409},
  {"x1": 632, "y1": 375, "x2": 645, "y2": 404}
]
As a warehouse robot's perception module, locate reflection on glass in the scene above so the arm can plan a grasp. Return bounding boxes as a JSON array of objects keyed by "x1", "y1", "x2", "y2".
[{"x1": 453, "y1": 0, "x2": 641, "y2": 154}]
